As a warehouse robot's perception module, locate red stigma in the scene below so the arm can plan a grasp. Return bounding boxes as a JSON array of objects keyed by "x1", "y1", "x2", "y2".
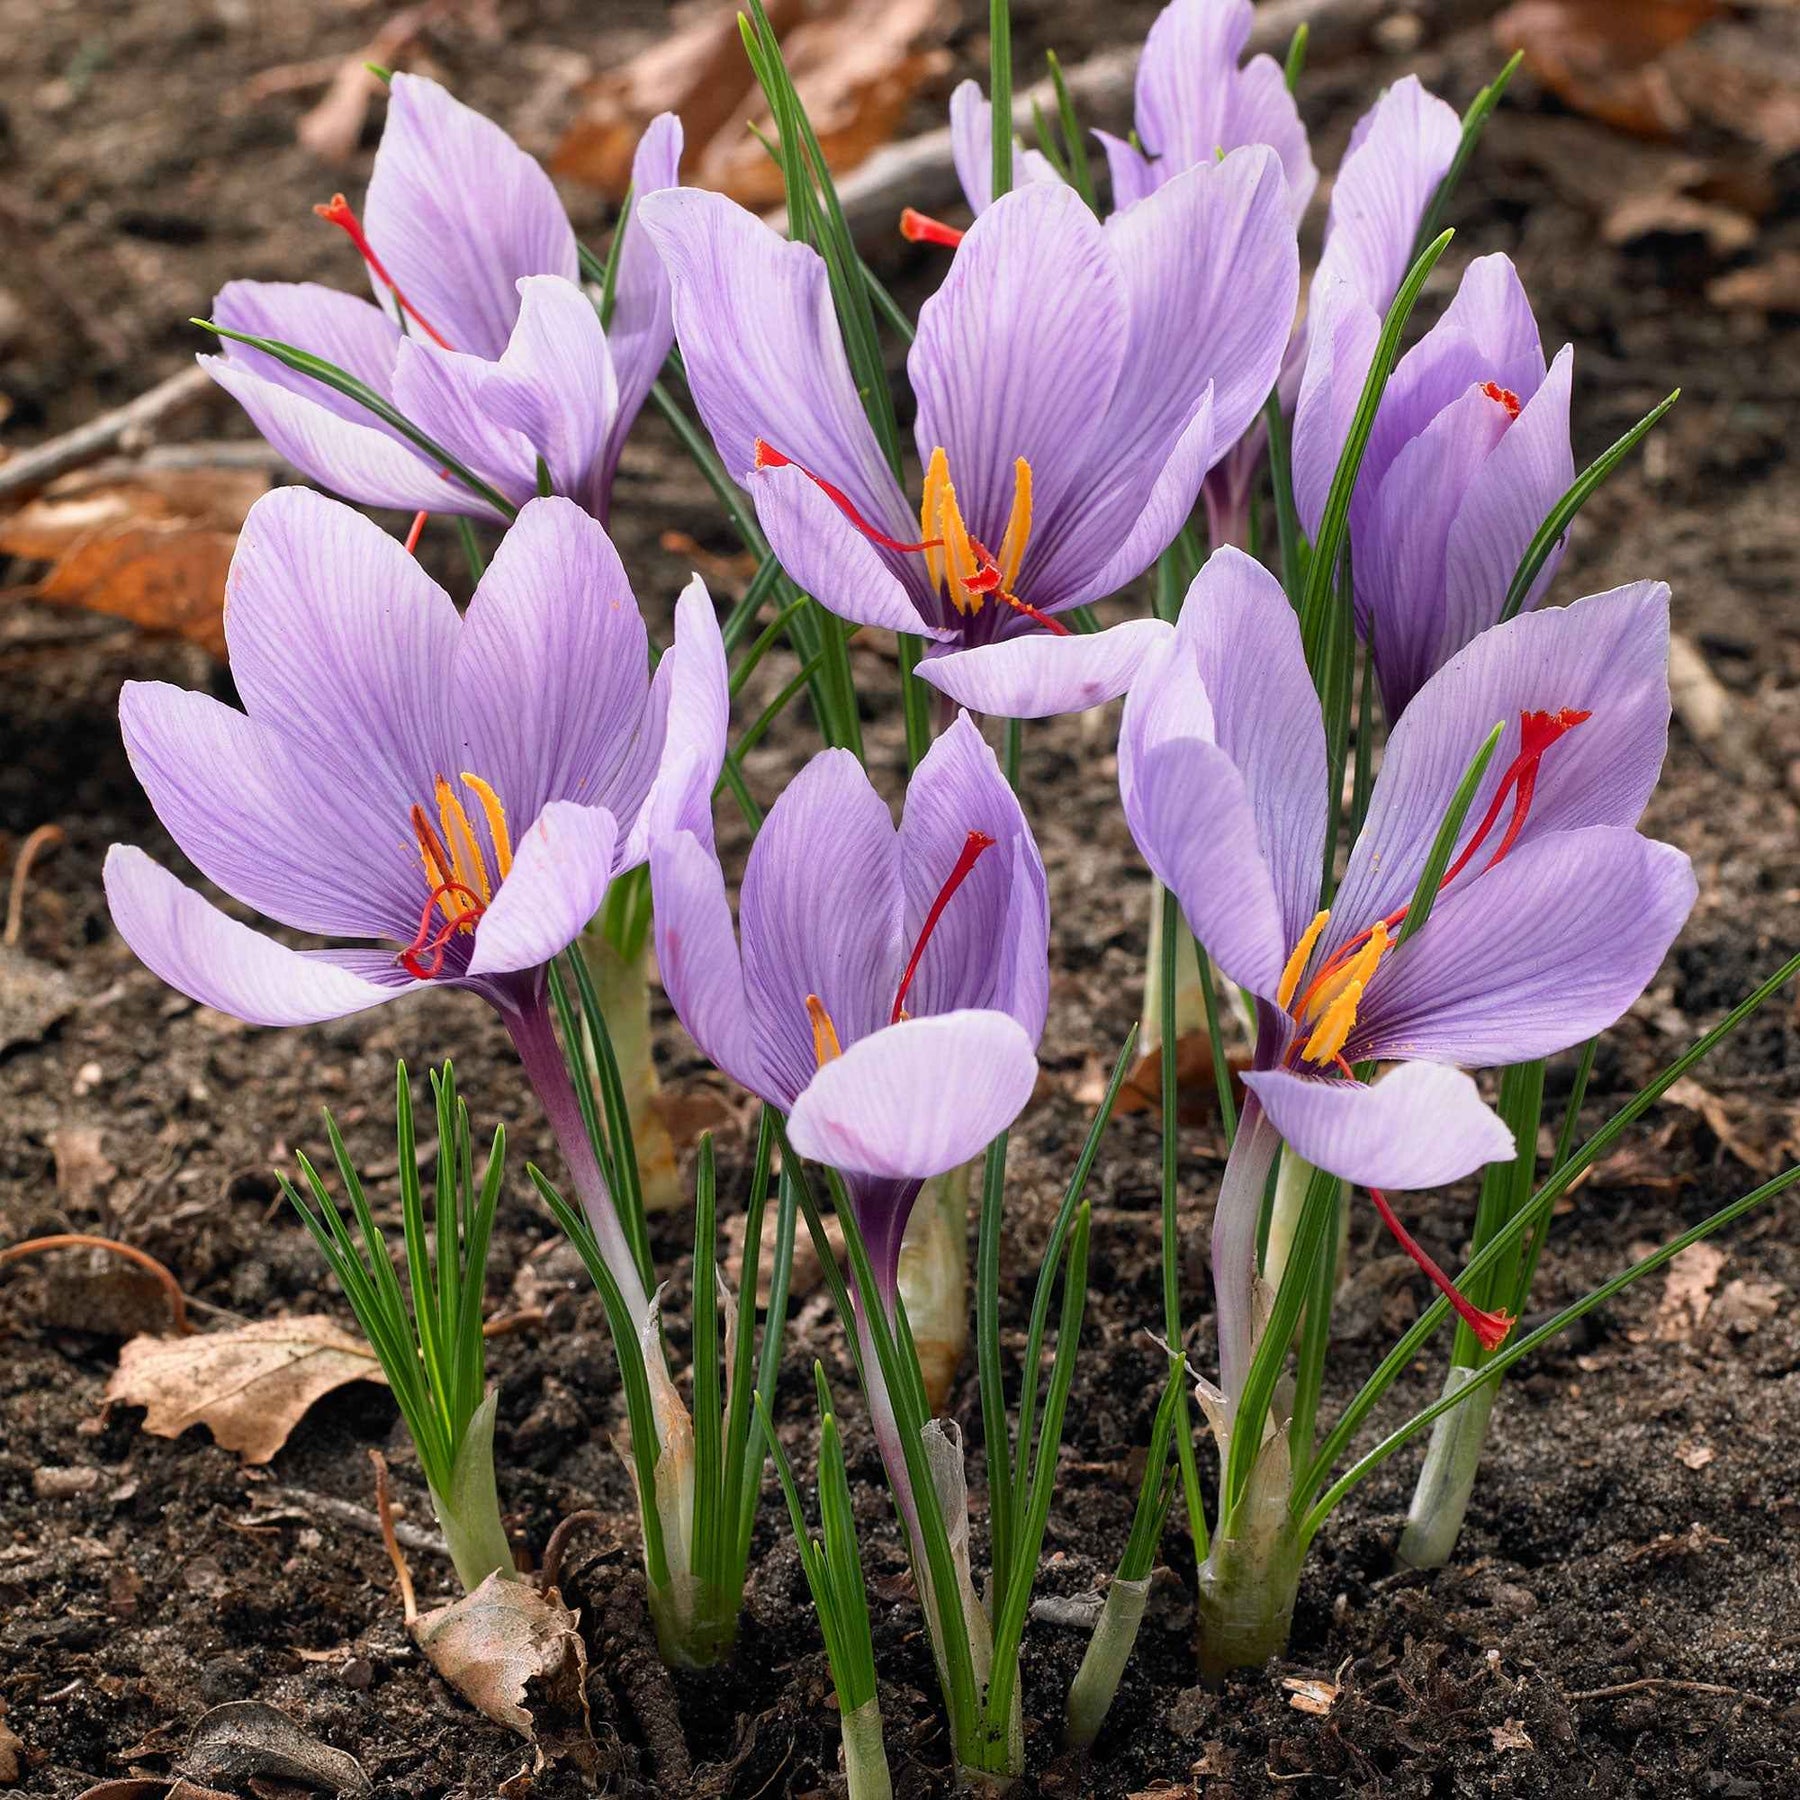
[
  {"x1": 1368, "y1": 1187, "x2": 1514, "y2": 1352},
  {"x1": 900, "y1": 207, "x2": 965, "y2": 250},
  {"x1": 1481, "y1": 380, "x2": 1522, "y2": 422},
  {"x1": 753, "y1": 440, "x2": 944, "y2": 556},
  {"x1": 1441, "y1": 707, "x2": 1591, "y2": 887},
  {"x1": 404, "y1": 510, "x2": 430, "y2": 555},
  {"x1": 891, "y1": 829, "x2": 998, "y2": 1024},
  {"x1": 399, "y1": 880, "x2": 485, "y2": 980},
  {"x1": 315, "y1": 193, "x2": 455, "y2": 350}
]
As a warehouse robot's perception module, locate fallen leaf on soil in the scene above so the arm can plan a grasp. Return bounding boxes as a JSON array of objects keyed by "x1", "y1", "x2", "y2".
[
  {"x1": 1710, "y1": 1276, "x2": 1784, "y2": 1337},
  {"x1": 51, "y1": 1125, "x2": 115, "y2": 1211},
  {"x1": 0, "y1": 943, "x2": 77, "y2": 1054},
  {"x1": 553, "y1": 0, "x2": 951, "y2": 208},
  {"x1": 1654, "y1": 1241, "x2": 1726, "y2": 1341},
  {"x1": 1280, "y1": 1675, "x2": 1340, "y2": 1716},
  {"x1": 1709, "y1": 249, "x2": 1800, "y2": 315},
  {"x1": 0, "y1": 465, "x2": 268, "y2": 658},
  {"x1": 412, "y1": 1574, "x2": 592, "y2": 1745},
  {"x1": 75, "y1": 1783, "x2": 237, "y2": 1800},
  {"x1": 0, "y1": 1715, "x2": 21, "y2": 1785},
  {"x1": 1665, "y1": 1074, "x2": 1784, "y2": 1173},
  {"x1": 179, "y1": 1702, "x2": 368, "y2": 1797},
  {"x1": 1491, "y1": 1718, "x2": 1534, "y2": 1752},
  {"x1": 107, "y1": 1316, "x2": 384, "y2": 1464},
  {"x1": 1677, "y1": 1441, "x2": 1715, "y2": 1470},
  {"x1": 1603, "y1": 185, "x2": 1755, "y2": 256},
  {"x1": 1494, "y1": 0, "x2": 1720, "y2": 138},
  {"x1": 1114, "y1": 1031, "x2": 1247, "y2": 1124}
]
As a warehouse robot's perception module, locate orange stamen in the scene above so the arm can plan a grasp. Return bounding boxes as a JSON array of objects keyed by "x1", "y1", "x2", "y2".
[
  {"x1": 753, "y1": 440, "x2": 944, "y2": 555},
  {"x1": 900, "y1": 207, "x2": 965, "y2": 249},
  {"x1": 891, "y1": 829, "x2": 998, "y2": 1024},
  {"x1": 1481, "y1": 380, "x2": 1522, "y2": 421},
  {"x1": 1368, "y1": 1186, "x2": 1513, "y2": 1352},
  {"x1": 314, "y1": 193, "x2": 454, "y2": 350}
]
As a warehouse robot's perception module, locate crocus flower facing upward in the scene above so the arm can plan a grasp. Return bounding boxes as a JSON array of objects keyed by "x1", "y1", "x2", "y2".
[
  {"x1": 1120, "y1": 549, "x2": 1695, "y2": 1404},
  {"x1": 204, "y1": 74, "x2": 681, "y2": 527},
  {"x1": 1294, "y1": 253, "x2": 1575, "y2": 720},
  {"x1": 649, "y1": 712, "x2": 1046, "y2": 1318},
  {"x1": 104, "y1": 487, "x2": 728, "y2": 1332},
  {"x1": 638, "y1": 153, "x2": 1297, "y2": 720}
]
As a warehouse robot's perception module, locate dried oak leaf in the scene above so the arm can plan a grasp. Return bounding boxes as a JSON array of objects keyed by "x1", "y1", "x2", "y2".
[
  {"x1": 180, "y1": 1702, "x2": 368, "y2": 1797},
  {"x1": 1653, "y1": 1240, "x2": 1726, "y2": 1342},
  {"x1": 75, "y1": 1783, "x2": 238, "y2": 1800},
  {"x1": 412, "y1": 1574, "x2": 592, "y2": 1745},
  {"x1": 0, "y1": 464, "x2": 268, "y2": 659},
  {"x1": 554, "y1": 0, "x2": 950, "y2": 207},
  {"x1": 107, "y1": 1317, "x2": 384, "y2": 1464}
]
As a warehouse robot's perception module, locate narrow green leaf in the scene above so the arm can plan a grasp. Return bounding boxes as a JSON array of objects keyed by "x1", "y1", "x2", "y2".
[{"x1": 1284, "y1": 22, "x2": 1309, "y2": 92}]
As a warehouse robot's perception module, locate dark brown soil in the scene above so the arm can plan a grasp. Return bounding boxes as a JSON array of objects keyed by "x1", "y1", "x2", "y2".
[{"x1": 3, "y1": 3, "x2": 1800, "y2": 1796}]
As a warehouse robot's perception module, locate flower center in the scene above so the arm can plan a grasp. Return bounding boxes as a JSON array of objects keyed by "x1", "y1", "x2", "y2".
[
  {"x1": 400, "y1": 773, "x2": 513, "y2": 979},
  {"x1": 315, "y1": 193, "x2": 455, "y2": 351},
  {"x1": 1277, "y1": 708, "x2": 1591, "y2": 1068},
  {"x1": 1481, "y1": 380, "x2": 1522, "y2": 422},
  {"x1": 751, "y1": 440, "x2": 1069, "y2": 637},
  {"x1": 802, "y1": 827, "x2": 998, "y2": 1070}
]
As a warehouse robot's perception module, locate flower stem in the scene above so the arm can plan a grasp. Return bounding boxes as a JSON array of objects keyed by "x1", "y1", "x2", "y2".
[
  {"x1": 1065, "y1": 1576, "x2": 1151, "y2": 1747},
  {"x1": 1196, "y1": 1516, "x2": 1303, "y2": 1680},
  {"x1": 840, "y1": 1696, "x2": 894, "y2": 1800},
  {"x1": 1396, "y1": 1365, "x2": 1498, "y2": 1569}
]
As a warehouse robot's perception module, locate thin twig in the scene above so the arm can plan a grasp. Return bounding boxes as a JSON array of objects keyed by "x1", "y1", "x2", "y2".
[
  {"x1": 537, "y1": 1509, "x2": 611, "y2": 1596},
  {"x1": 1565, "y1": 1677, "x2": 1773, "y2": 1710},
  {"x1": 0, "y1": 366, "x2": 214, "y2": 499},
  {"x1": 370, "y1": 1449, "x2": 419, "y2": 1627},
  {"x1": 0, "y1": 1231, "x2": 191, "y2": 1334},
  {"x1": 5, "y1": 824, "x2": 64, "y2": 947},
  {"x1": 260, "y1": 1484, "x2": 444, "y2": 1557}
]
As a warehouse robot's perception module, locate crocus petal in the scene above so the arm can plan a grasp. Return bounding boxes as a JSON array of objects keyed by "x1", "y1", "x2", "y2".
[
  {"x1": 1095, "y1": 130, "x2": 1159, "y2": 212},
  {"x1": 1133, "y1": 0, "x2": 1316, "y2": 220},
  {"x1": 1330, "y1": 581, "x2": 1673, "y2": 944},
  {"x1": 213, "y1": 279, "x2": 403, "y2": 412},
  {"x1": 118, "y1": 682, "x2": 418, "y2": 941},
  {"x1": 201, "y1": 357, "x2": 469, "y2": 518},
  {"x1": 453, "y1": 496, "x2": 650, "y2": 827},
  {"x1": 104, "y1": 846, "x2": 412, "y2": 1028},
  {"x1": 626, "y1": 575, "x2": 730, "y2": 862},
  {"x1": 389, "y1": 337, "x2": 538, "y2": 512},
  {"x1": 1355, "y1": 827, "x2": 1696, "y2": 1067},
  {"x1": 1311, "y1": 74, "x2": 1461, "y2": 313},
  {"x1": 948, "y1": 79, "x2": 1058, "y2": 213},
  {"x1": 603, "y1": 111, "x2": 685, "y2": 491},
  {"x1": 739, "y1": 751, "x2": 905, "y2": 1106},
  {"x1": 912, "y1": 182, "x2": 1129, "y2": 548},
  {"x1": 1290, "y1": 276, "x2": 1380, "y2": 541},
  {"x1": 1439, "y1": 344, "x2": 1575, "y2": 662},
  {"x1": 635, "y1": 188, "x2": 914, "y2": 538},
  {"x1": 651, "y1": 828, "x2": 768, "y2": 1101},
  {"x1": 1359, "y1": 385, "x2": 1514, "y2": 718},
  {"x1": 896, "y1": 712, "x2": 1049, "y2": 1039},
  {"x1": 748, "y1": 462, "x2": 945, "y2": 639},
  {"x1": 363, "y1": 73, "x2": 578, "y2": 360},
  {"x1": 918, "y1": 618, "x2": 1174, "y2": 719},
  {"x1": 466, "y1": 802, "x2": 620, "y2": 978},
  {"x1": 1245, "y1": 1062, "x2": 1514, "y2": 1191},
  {"x1": 222, "y1": 488, "x2": 461, "y2": 846},
  {"x1": 787, "y1": 1011, "x2": 1038, "y2": 1181}
]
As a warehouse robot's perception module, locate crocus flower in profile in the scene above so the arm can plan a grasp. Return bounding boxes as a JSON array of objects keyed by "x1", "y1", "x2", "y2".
[
  {"x1": 104, "y1": 487, "x2": 728, "y2": 1328},
  {"x1": 639, "y1": 154, "x2": 1296, "y2": 719},
  {"x1": 1120, "y1": 548, "x2": 1695, "y2": 1400},
  {"x1": 1295, "y1": 254, "x2": 1575, "y2": 720},
  {"x1": 649, "y1": 712, "x2": 1047, "y2": 1313},
  {"x1": 203, "y1": 75, "x2": 681, "y2": 526}
]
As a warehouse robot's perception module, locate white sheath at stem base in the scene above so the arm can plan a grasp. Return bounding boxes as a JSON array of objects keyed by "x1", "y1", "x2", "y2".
[
  {"x1": 1064, "y1": 1575, "x2": 1152, "y2": 1748},
  {"x1": 898, "y1": 1162, "x2": 972, "y2": 1414},
  {"x1": 1196, "y1": 1522, "x2": 1303, "y2": 1681},
  {"x1": 839, "y1": 1696, "x2": 893, "y2": 1800},
  {"x1": 429, "y1": 1392, "x2": 518, "y2": 1594},
  {"x1": 580, "y1": 922, "x2": 681, "y2": 1213},
  {"x1": 1397, "y1": 1364, "x2": 1499, "y2": 1570}
]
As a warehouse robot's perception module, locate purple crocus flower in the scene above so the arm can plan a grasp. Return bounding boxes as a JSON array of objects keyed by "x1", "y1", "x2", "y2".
[
  {"x1": 1120, "y1": 547, "x2": 1695, "y2": 1398},
  {"x1": 1294, "y1": 253, "x2": 1575, "y2": 720},
  {"x1": 103, "y1": 487, "x2": 728, "y2": 1327},
  {"x1": 638, "y1": 154, "x2": 1296, "y2": 719},
  {"x1": 648, "y1": 712, "x2": 1046, "y2": 1311},
  {"x1": 203, "y1": 75, "x2": 681, "y2": 527}
]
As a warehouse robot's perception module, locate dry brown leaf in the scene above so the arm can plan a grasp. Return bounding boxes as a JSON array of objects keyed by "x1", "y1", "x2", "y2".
[
  {"x1": 1677, "y1": 1441, "x2": 1715, "y2": 1470},
  {"x1": 180, "y1": 1701, "x2": 368, "y2": 1797},
  {"x1": 107, "y1": 1317, "x2": 384, "y2": 1464},
  {"x1": 412, "y1": 1574, "x2": 592, "y2": 1743},
  {"x1": 51, "y1": 1125, "x2": 115, "y2": 1211},
  {"x1": 75, "y1": 1782, "x2": 238, "y2": 1800},
  {"x1": 554, "y1": 0, "x2": 950, "y2": 208},
  {"x1": 1711, "y1": 1276, "x2": 1784, "y2": 1337},
  {"x1": 1491, "y1": 1718, "x2": 1534, "y2": 1752},
  {"x1": 1709, "y1": 249, "x2": 1800, "y2": 314},
  {"x1": 0, "y1": 465, "x2": 268, "y2": 658},
  {"x1": 1653, "y1": 1241, "x2": 1726, "y2": 1342},
  {"x1": 1114, "y1": 1031, "x2": 1247, "y2": 1124},
  {"x1": 1665, "y1": 1075, "x2": 1781, "y2": 1173},
  {"x1": 0, "y1": 1714, "x2": 21, "y2": 1786},
  {"x1": 1495, "y1": 0, "x2": 1721, "y2": 138},
  {"x1": 1281, "y1": 1675, "x2": 1339, "y2": 1716}
]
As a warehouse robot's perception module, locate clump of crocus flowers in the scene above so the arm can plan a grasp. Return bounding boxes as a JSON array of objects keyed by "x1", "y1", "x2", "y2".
[{"x1": 94, "y1": 4, "x2": 1800, "y2": 1789}]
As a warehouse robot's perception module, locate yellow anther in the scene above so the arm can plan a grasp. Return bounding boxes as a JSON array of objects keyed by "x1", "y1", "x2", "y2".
[
  {"x1": 806, "y1": 995, "x2": 843, "y2": 1069},
  {"x1": 435, "y1": 775, "x2": 492, "y2": 910},
  {"x1": 919, "y1": 446, "x2": 984, "y2": 615},
  {"x1": 460, "y1": 773, "x2": 514, "y2": 880},
  {"x1": 1302, "y1": 980, "x2": 1363, "y2": 1066},
  {"x1": 997, "y1": 456, "x2": 1033, "y2": 596},
  {"x1": 1301, "y1": 920, "x2": 1391, "y2": 1023},
  {"x1": 1276, "y1": 909, "x2": 1331, "y2": 1012}
]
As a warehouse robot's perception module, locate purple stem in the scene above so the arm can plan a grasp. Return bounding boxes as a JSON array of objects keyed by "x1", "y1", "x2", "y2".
[{"x1": 501, "y1": 977, "x2": 653, "y2": 1332}]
